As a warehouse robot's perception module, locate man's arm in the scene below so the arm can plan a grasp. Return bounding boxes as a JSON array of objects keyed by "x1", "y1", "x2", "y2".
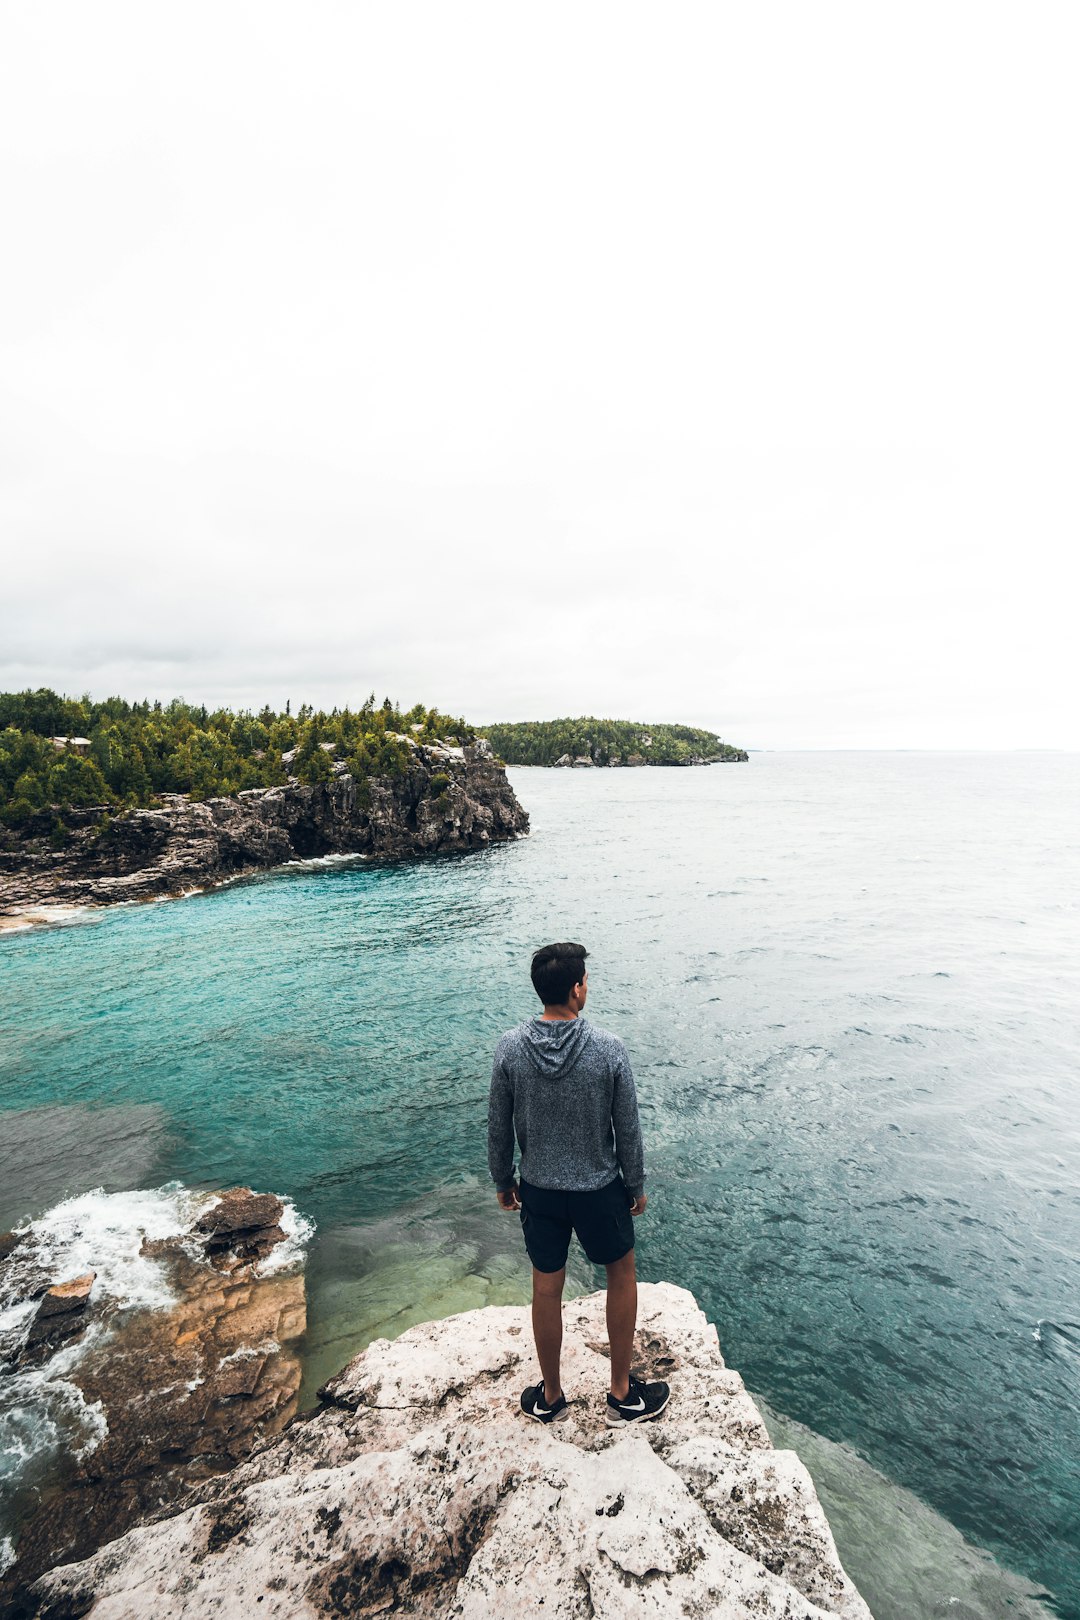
[
  {"x1": 612, "y1": 1044, "x2": 646, "y2": 1205},
  {"x1": 487, "y1": 1046, "x2": 518, "y2": 1198}
]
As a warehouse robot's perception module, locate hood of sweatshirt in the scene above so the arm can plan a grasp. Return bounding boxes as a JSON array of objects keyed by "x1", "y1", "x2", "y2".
[{"x1": 519, "y1": 1016, "x2": 593, "y2": 1079}]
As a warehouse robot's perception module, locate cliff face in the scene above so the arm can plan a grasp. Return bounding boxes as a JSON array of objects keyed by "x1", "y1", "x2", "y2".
[
  {"x1": 0, "y1": 738, "x2": 528, "y2": 918},
  {"x1": 27, "y1": 1283, "x2": 872, "y2": 1620}
]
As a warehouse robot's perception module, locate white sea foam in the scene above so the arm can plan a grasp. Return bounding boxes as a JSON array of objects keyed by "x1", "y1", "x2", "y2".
[
  {"x1": 19, "y1": 1182, "x2": 318, "y2": 1292},
  {"x1": 218, "y1": 1338, "x2": 280, "y2": 1364},
  {"x1": 1, "y1": 1184, "x2": 313, "y2": 1360},
  {"x1": 0, "y1": 1356, "x2": 109, "y2": 1484},
  {"x1": 1, "y1": 1185, "x2": 211, "y2": 1337},
  {"x1": 255, "y1": 1198, "x2": 316, "y2": 1277},
  {"x1": 283, "y1": 852, "x2": 370, "y2": 870},
  {"x1": 0, "y1": 1296, "x2": 37, "y2": 1344},
  {"x1": 0, "y1": 1534, "x2": 16, "y2": 1574}
]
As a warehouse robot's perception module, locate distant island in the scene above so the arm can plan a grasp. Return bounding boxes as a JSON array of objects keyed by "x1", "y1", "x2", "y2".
[
  {"x1": 0, "y1": 689, "x2": 528, "y2": 926},
  {"x1": 484, "y1": 717, "x2": 748, "y2": 768}
]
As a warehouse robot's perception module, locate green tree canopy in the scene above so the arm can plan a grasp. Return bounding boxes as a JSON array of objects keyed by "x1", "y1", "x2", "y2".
[{"x1": 0, "y1": 689, "x2": 476, "y2": 827}]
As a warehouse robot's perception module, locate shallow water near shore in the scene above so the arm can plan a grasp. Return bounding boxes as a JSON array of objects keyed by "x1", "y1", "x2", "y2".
[{"x1": 2, "y1": 752, "x2": 1078, "y2": 1616}]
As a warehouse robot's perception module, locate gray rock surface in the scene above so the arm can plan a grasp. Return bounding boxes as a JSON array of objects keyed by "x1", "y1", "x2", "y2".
[
  {"x1": 28, "y1": 1282, "x2": 872, "y2": 1619},
  {"x1": 0, "y1": 739, "x2": 529, "y2": 921}
]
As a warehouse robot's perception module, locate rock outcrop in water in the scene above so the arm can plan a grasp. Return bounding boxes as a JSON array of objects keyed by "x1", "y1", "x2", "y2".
[
  {"x1": 0, "y1": 1189, "x2": 307, "y2": 1604},
  {"x1": 22, "y1": 1283, "x2": 872, "y2": 1619},
  {"x1": 0, "y1": 737, "x2": 528, "y2": 923}
]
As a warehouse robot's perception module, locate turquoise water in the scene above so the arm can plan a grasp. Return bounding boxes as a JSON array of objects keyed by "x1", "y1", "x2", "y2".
[{"x1": 2, "y1": 753, "x2": 1078, "y2": 1615}]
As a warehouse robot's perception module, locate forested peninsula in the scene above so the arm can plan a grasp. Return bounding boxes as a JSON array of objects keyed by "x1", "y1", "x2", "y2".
[
  {"x1": 484, "y1": 717, "x2": 748, "y2": 768},
  {"x1": 0, "y1": 689, "x2": 528, "y2": 925}
]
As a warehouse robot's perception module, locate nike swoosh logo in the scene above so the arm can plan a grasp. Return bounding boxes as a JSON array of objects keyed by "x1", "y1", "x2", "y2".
[{"x1": 620, "y1": 1397, "x2": 646, "y2": 1411}]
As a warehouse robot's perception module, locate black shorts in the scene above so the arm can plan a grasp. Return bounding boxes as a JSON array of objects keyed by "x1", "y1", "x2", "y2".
[{"x1": 518, "y1": 1176, "x2": 635, "y2": 1272}]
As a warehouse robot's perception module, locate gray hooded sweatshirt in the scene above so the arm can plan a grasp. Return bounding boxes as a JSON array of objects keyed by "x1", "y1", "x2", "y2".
[{"x1": 487, "y1": 1017, "x2": 646, "y2": 1198}]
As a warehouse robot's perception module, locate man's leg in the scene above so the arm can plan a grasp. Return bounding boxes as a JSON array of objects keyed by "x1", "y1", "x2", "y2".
[
  {"x1": 605, "y1": 1248, "x2": 637, "y2": 1400},
  {"x1": 532, "y1": 1265, "x2": 565, "y2": 1405}
]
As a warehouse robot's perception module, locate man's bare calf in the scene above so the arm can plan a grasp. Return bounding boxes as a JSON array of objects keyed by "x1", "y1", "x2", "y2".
[
  {"x1": 531, "y1": 1264, "x2": 566, "y2": 1407},
  {"x1": 530, "y1": 1248, "x2": 638, "y2": 1406},
  {"x1": 604, "y1": 1249, "x2": 637, "y2": 1401}
]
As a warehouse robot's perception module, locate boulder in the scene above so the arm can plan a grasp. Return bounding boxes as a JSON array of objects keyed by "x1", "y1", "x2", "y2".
[
  {"x1": 554, "y1": 754, "x2": 574, "y2": 768},
  {"x1": 194, "y1": 1189, "x2": 287, "y2": 1264},
  {"x1": 195, "y1": 1188, "x2": 285, "y2": 1237}
]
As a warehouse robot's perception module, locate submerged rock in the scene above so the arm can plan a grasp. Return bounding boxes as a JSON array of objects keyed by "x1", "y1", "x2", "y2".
[{"x1": 25, "y1": 1282, "x2": 872, "y2": 1619}]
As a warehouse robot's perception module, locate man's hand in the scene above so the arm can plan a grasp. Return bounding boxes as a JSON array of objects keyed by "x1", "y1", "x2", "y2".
[
  {"x1": 628, "y1": 1193, "x2": 648, "y2": 1216},
  {"x1": 496, "y1": 1185, "x2": 521, "y2": 1211}
]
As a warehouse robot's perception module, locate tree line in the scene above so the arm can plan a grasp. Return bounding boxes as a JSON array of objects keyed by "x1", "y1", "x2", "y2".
[
  {"x1": 0, "y1": 689, "x2": 473, "y2": 828},
  {"x1": 483, "y1": 717, "x2": 747, "y2": 767}
]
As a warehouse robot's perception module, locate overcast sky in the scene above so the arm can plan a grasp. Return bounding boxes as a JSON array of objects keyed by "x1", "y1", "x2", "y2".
[{"x1": 1, "y1": 3, "x2": 1076, "y2": 749}]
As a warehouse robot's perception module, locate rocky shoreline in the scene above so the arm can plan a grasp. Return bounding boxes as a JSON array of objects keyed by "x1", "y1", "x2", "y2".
[
  {"x1": 0, "y1": 1188, "x2": 310, "y2": 1609},
  {"x1": 551, "y1": 751, "x2": 749, "y2": 768},
  {"x1": 0, "y1": 737, "x2": 528, "y2": 929},
  {"x1": 5, "y1": 1269, "x2": 873, "y2": 1618}
]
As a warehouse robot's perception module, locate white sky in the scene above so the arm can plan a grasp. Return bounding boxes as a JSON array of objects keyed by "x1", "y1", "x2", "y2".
[{"x1": 1, "y1": 2, "x2": 1076, "y2": 749}]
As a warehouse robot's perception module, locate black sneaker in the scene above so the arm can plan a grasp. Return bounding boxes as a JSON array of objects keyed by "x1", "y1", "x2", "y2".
[
  {"x1": 520, "y1": 1379, "x2": 568, "y2": 1423},
  {"x1": 605, "y1": 1372, "x2": 670, "y2": 1426}
]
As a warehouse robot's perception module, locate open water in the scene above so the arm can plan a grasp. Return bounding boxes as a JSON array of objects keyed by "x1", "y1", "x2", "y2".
[{"x1": 1, "y1": 752, "x2": 1078, "y2": 1616}]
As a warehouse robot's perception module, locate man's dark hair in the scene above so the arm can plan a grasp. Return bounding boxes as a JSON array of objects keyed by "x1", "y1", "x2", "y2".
[{"x1": 531, "y1": 942, "x2": 588, "y2": 1006}]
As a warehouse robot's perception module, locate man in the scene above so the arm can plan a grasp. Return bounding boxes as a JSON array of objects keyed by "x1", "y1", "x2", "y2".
[{"x1": 488, "y1": 941, "x2": 670, "y2": 1426}]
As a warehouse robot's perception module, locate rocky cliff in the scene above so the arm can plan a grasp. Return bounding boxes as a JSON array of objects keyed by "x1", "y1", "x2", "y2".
[
  {"x1": 0, "y1": 737, "x2": 528, "y2": 923},
  {"x1": 24, "y1": 1283, "x2": 873, "y2": 1619}
]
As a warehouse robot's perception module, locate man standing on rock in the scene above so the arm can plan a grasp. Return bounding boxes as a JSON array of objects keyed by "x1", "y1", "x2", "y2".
[{"x1": 488, "y1": 942, "x2": 670, "y2": 1426}]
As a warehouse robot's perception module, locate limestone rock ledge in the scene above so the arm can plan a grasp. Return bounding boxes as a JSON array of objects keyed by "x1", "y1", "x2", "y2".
[{"x1": 28, "y1": 1283, "x2": 872, "y2": 1619}]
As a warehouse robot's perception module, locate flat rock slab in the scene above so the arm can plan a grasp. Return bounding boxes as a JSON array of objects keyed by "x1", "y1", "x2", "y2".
[
  {"x1": 30, "y1": 1282, "x2": 872, "y2": 1620},
  {"x1": 22, "y1": 1270, "x2": 97, "y2": 1356},
  {"x1": 33, "y1": 1271, "x2": 96, "y2": 1317}
]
